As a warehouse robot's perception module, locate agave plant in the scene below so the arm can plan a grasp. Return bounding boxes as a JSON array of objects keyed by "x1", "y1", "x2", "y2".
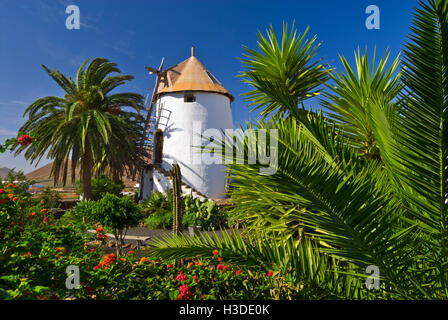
[{"x1": 148, "y1": 0, "x2": 448, "y2": 299}]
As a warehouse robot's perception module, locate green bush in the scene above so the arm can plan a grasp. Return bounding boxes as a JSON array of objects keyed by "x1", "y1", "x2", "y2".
[
  {"x1": 39, "y1": 187, "x2": 61, "y2": 209},
  {"x1": 145, "y1": 211, "x2": 172, "y2": 229},
  {"x1": 141, "y1": 191, "x2": 228, "y2": 230},
  {"x1": 87, "y1": 193, "x2": 143, "y2": 255},
  {"x1": 184, "y1": 195, "x2": 228, "y2": 230},
  {"x1": 141, "y1": 189, "x2": 172, "y2": 217},
  {"x1": 77, "y1": 175, "x2": 124, "y2": 201}
]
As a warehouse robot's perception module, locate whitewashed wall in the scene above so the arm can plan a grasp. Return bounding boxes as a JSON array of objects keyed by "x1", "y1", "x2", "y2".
[{"x1": 156, "y1": 92, "x2": 233, "y2": 199}]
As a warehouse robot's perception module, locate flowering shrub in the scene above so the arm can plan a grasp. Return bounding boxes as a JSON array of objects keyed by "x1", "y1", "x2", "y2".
[{"x1": 1, "y1": 186, "x2": 301, "y2": 300}]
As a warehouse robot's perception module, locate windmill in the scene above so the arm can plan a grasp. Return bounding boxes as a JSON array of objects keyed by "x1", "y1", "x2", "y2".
[
  {"x1": 136, "y1": 47, "x2": 233, "y2": 201},
  {"x1": 134, "y1": 58, "x2": 177, "y2": 200}
]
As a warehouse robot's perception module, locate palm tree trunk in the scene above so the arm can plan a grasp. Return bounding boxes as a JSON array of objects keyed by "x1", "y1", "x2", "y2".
[{"x1": 82, "y1": 138, "x2": 93, "y2": 200}]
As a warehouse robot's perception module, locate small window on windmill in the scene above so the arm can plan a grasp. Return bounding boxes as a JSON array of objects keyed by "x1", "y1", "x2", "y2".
[{"x1": 184, "y1": 93, "x2": 196, "y2": 103}]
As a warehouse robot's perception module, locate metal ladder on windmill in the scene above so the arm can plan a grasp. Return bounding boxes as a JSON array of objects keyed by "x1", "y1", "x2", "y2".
[{"x1": 144, "y1": 100, "x2": 171, "y2": 150}]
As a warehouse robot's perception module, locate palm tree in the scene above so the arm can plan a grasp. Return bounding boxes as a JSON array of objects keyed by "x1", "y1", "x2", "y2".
[
  {"x1": 15, "y1": 58, "x2": 144, "y2": 200},
  {"x1": 322, "y1": 48, "x2": 403, "y2": 160},
  {"x1": 146, "y1": 0, "x2": 448, "y2": 299}
]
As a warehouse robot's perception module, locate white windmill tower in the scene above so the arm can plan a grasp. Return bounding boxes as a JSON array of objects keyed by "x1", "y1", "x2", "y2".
[{"x1": 138, "y1": 47, "x2": 234, "y2": 201}]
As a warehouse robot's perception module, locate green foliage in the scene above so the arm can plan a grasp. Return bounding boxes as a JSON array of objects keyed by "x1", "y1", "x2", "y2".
[
  {"x1": 77, "y1": 175, "x2": 124, "y2": 201},
  {"x1": 141, "y1": 190, "x2": 228, "y2": 230},
  {"x1": 145, "y1": 210, "x2": 172, "y2": 229},
  {"x1": 240, "y1": 22, "x2": 329, "y2": 120},
  {"x1": 39, "y1": 187, "x2": 61, "y2": 209},
  {"x1": 87, "y1": 193, "x2": 142, "y2": 255},
  {"x1": 322, "y1": 48, "x2": 402, "y2": 160},
  {"x1": 184, "y1": 195, "x2": 228, "y2": 230},
  {"x1": 147, "y1": 0, "x2": 448, "y2": 299},
  {"x1": 88, "y1": 193, "x2": 142, "y2": 231}
]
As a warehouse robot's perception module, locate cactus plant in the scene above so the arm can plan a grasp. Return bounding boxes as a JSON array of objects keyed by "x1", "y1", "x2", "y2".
[{"x1": 171, "y1": 161, "x2": 184, "y2": 235}]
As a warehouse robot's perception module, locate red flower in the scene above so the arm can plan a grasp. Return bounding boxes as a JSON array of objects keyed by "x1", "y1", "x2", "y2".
[
  {"x1": 218, "y1": 257, "x2": 223, "y2": 262},
  {"x1": 236, "y1": 270, "x2": 242, "y2": 276},
  {"x1": 267, "y1": 270, "x2": 273, "y2": 277},
  {"x1": 96, "y1": 227, "x2": 104, "y2": 233},
  {"x1": 167, "y1": 264, "x2": 174, "y2": 269},
  {"x1": 192, "y1": 275, "x2": 199, "y2": 282},
  {"x1": 0, "y1": 188, "x2": 5, "y2": 194},
  {"x1": 176, "y1": 272, "x2": 188, "y2": 282},
  {"x1": 43, "y1": 216, "x2": 48, "y2": 223},
  {"x1": 212, "y1": 250, "x2": 219, "y2": 255},
  {"x1": 178, "y1": 285, "x2": 191, "y2": 300},
  {"x1": 217, "y1": 264, "x2": 224, "y2": 270},
  {"x1": 18, "y1": 134, "x2": 32, "y2": 146}
]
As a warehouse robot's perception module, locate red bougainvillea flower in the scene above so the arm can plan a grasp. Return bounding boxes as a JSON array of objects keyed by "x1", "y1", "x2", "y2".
[
  {"x1": 212, "y1": 250, "x2": 219, "y2": 255},
  {"x1": 236, "y1": 270, "x2": 242, "y2": 276},
  {"x1": 223, "y1": 265, "x2": 229, "y2": 271},
  {"x1": 178, "y1": 285, "x2": 192, "y2": 300},
  {"x1": 0, "y1": 189, "x2": 5, "y2": 194},
  {"x1": 26, "y1": 252, "x2": 31, "y2": 257},
  {"x1": 43, "y1": 216, "x2": 48, "y2": 223},
  {"x1": 176, "y1": 272, "x2": 188, "y2": 282},
  {"x1": 267, "y1": 270, "x2": 274, "y2": 277},
  {"x1": 18, "y1": 134, "x2": 32, "y2": 146},
  {"x1": 217, "y1": 264, "x2": 224, "y2": 270},
  {"x1": 127, "y1": 250, "x2": 134, "y2": 255}
]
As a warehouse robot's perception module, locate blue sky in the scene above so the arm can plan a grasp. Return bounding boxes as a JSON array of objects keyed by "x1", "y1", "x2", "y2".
[{"x1": 0, "y1": 0, "x2": 417, "y2": 172}]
